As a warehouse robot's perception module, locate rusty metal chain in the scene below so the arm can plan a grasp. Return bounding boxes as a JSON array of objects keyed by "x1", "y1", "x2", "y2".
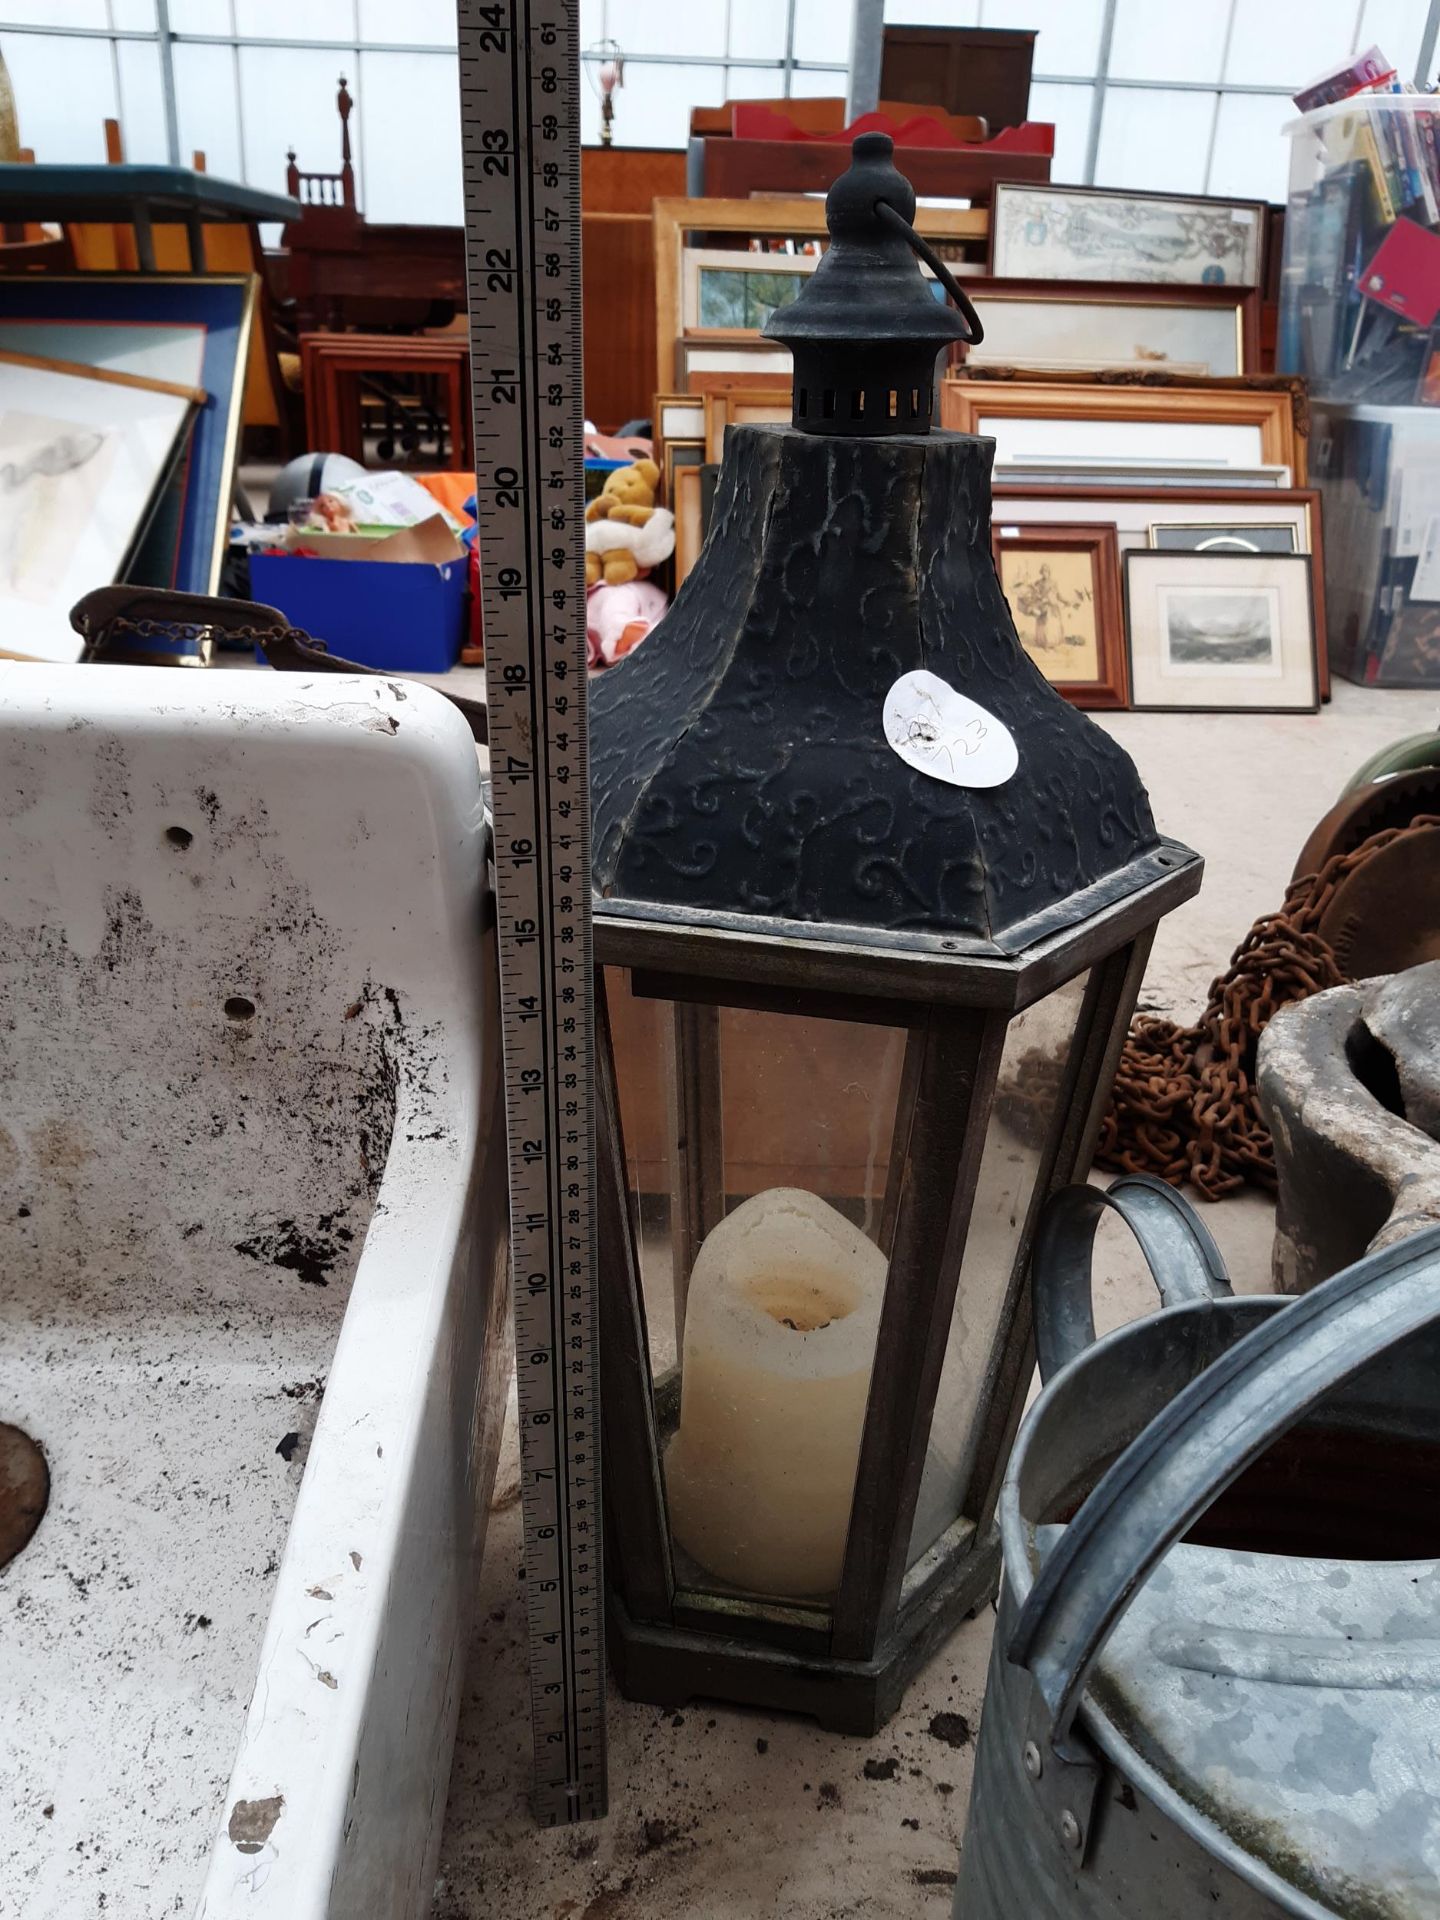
[
  {"x1": 1097, "y1": 816, "x2": 1440, "y2": 1201},
  {"x1": 77, "y1": 612, "x2": 318, "y2": 652}
]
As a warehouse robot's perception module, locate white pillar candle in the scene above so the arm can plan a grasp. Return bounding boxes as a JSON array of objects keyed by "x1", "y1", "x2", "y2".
[{"x1": 664, "y1": 1186, "x2": 887, "y2": 1599}]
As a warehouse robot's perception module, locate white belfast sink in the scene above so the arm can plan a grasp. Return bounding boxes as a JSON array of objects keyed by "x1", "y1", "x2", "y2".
[{"x1": 0, "y1": 665, "x2": 509, "y2": 1919}]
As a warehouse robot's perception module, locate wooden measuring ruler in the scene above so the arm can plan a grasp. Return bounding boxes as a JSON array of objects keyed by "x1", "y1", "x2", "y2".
[{"x1": 458, "y1": 0, "x2": 607, "y2": 1825}]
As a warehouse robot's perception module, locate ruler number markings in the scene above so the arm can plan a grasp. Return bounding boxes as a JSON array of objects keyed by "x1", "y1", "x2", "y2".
[{"x1": 459, "y1": 0, "x2": 606, "y2": 1823}]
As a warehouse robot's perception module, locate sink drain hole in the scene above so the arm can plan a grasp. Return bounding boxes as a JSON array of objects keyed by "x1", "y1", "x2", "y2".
[{"x1": 0, "y1": 1423, "x2": 49, "y2": 1569}]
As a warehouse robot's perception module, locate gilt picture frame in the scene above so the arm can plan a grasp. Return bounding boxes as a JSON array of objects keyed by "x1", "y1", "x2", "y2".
[
  {"x1": 703, "y1": 388, "x2": 792, "y2": 463},
  {"x1": 941, "y1": 374, "x2": 1307, "y2": 484}
]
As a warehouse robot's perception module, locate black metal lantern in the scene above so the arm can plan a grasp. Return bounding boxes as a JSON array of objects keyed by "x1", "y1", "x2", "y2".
[{"x1": 587, "y1": 134, "x2": 1203, "y2": 1735}]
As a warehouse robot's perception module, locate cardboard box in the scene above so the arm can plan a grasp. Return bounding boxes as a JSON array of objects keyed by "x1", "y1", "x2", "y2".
[{"x1": 249, "y1": 515, "x2": 468, "y2": 673}]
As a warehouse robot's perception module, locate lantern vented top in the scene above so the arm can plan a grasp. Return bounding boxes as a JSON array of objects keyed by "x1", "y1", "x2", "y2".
[{"x1": 763, "y1": 131, "x2": 984, "y2": 438}]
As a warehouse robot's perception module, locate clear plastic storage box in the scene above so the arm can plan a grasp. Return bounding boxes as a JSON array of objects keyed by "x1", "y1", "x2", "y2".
[{"x1": 1280, "y1": 94, "x2": 1440, "y2": 683}]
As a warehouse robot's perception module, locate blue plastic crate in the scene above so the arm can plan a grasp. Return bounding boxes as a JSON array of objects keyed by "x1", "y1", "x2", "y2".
[{"x1": 249, "y1": 550, "x2": 468, "y2": 673}]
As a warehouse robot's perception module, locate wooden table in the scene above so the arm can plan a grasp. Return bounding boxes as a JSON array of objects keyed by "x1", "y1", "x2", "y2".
[{"x1": 299, "y1": 331, "x2": 471, "y2": 469}]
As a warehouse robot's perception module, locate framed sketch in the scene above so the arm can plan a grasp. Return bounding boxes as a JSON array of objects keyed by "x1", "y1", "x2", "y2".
[
  {"x1": 990, "y1": 183, "x2": 1265, "y2": 288},
  {"x1": 1123, "y1": 551, "x2": 1318, "y2": 712},
  {"x1": 991, "y1": 524, "x2": 1127, "y2": 708},
  {"x1": 0, "y1": 352, "x2": 193, "y2": 663},
  {"x1": 1149, "y1": 522, "x2": 1298, "y2": 554},
  {"x1": 940, "y1": 376, "x2": 1306, "y2": 484}
]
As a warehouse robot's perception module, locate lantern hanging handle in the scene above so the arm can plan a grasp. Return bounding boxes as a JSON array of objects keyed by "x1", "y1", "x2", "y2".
[
  {"x1": 1008, "y1": 1220, "x2": 1440, "y2": 1753},
  {"x1": 1030, "y1": 1175, "x2": 1232, "y2": 1383},
  {"x1": 874, "y1": 198, "x2": 984, "y2": 346}
]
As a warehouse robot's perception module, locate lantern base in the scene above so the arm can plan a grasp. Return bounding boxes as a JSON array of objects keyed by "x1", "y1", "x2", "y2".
[{"x1": 606, "y1": 1529, "x2": 1002, "y2": 1737}]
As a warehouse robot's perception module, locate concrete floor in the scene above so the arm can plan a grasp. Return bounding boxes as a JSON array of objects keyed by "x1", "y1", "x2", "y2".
[{"x1": 429, "y1": 678, "x2": 1437, "y2": 1918}]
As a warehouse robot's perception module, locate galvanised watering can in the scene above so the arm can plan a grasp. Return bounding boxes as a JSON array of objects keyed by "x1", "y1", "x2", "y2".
[{"x1": 959, "y1": 1175, "x2": 1440, "y2": 1918}]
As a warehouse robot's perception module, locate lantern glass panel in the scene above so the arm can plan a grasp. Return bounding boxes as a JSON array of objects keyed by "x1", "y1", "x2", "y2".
[
  {"x1": 661, "y1": 997, "x2": 909, "y2": 1606},
  {"x1": 907, "y1": 969, "x2": 1094, "y2": 1567},
  {"x1": 715, "y1": 1006, "x2": 908, "y2": 1232},
  {"x1": 605, "y1": 965, "x2": 681, "y2": 1361}
]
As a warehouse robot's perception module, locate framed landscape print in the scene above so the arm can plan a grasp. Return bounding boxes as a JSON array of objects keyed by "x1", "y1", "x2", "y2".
[
  {"x1": 683, "y1": 249, "x2": 815, "y2": 332},
  {"x1": 653, "y1": 195, "x2": 986, "y2": 391},
  {"x1": 990, "y1": 183, "x2": 1265, "y2": 287},
  {"x1": 1123, "y1": 551, "x2": 1319, "y2": 712},
  {"x1": 991, "y1": 524, "x2": 1127, "y2": 708},
  {"x1": 962, "y1": 281, "x2": 1256, "y2": 376}
]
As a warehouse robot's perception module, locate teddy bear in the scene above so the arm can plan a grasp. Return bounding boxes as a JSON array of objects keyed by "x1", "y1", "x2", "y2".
[{"x1": 585, "y1": 457, "x2": 675, "y2": 587}]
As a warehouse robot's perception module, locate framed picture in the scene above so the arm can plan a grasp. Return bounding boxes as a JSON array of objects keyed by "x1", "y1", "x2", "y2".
[
  {"x1": 653, "y1": 391, "x2": 704, "y2": 485},
  {"x1": 653, "y1": 195, "x2": 986, "y2": 391},
  {"x1": 0, "y1": 275, "x2": 256, "y2": 595},
  {"x1": 686, "y1": 370, "x2": 792, "y2": 400},
  {"x1": 703, "y1": 388, "x2": 791, "y2": 462},
  {"x1": 683, "y1": 249, "x2": 815, "y2": 333},
  {"x1": 672, "y1": 462, "x2": 705, "y2": 588},
  {"x1": 941, "y1": 374, "x2": 1307, "y2": 484},
  {"x1": 1149, "y1": 522, "x2": 1298, "y2": 554},
  {"x1": 674, "y1": 275, "x2": 1257, "y2": 390},
  {"x1": 655, "y1": 393, "x2": 704, "y2": 443},
  {"x1": 680, "y1": 337, "x2": 793, "y2": 384},
  {"x1": 991, "y1": 524, "x2": 1127, "y2": 708},
  {"x1": 1123, "y1": 551, "x2": 1318, "y2": 712},
  {"x1": 961, "y1": 280, "x2": 1257, "y2": 376},
  {"x1": 991, "y1": 483, "x2": 1329, "y2": 699},
  {"x1": 992, "y1": 460, "x2": 1292, "y2": 490},
  {"x1": 990, "y1": 183, "x2": 1265, "y2": 288},
  {"x1": 1416, "y1": 332, "x2": 1440, "y2": 406}
]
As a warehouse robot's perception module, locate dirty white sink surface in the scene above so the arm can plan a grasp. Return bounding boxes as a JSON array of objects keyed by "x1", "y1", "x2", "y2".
[{"x1": 0, "y1": 665, "x2": 507, "y2": 1919}]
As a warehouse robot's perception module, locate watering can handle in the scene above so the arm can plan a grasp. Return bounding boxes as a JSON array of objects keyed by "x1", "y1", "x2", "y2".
[
  {"x1": 1009, "y1": 1220, "x2": 1440, "y2": 1753},
  {"x1": 1031, "y1": 1175, "x2": 1232, "y2": 1384}
]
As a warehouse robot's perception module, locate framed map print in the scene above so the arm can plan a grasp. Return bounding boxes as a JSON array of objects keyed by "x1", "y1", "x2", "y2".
[{"x1": 990, "y1": 184, "x2": 1265, "y2": 288}]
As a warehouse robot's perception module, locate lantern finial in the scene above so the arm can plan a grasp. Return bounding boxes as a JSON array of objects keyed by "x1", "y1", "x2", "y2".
[{"x1": 763, "y1": 132, "x2": 983, "y2": 437}]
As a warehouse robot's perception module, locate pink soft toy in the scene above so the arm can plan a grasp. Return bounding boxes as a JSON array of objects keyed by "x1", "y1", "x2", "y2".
[{"x1": 586, "y1": 579, "x2": 669, "y2": 668}]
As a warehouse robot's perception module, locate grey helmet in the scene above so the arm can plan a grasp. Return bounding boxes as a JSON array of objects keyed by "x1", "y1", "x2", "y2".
[{"x1": 265, "y1": 451, "x2": 367, "y2": 521}]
